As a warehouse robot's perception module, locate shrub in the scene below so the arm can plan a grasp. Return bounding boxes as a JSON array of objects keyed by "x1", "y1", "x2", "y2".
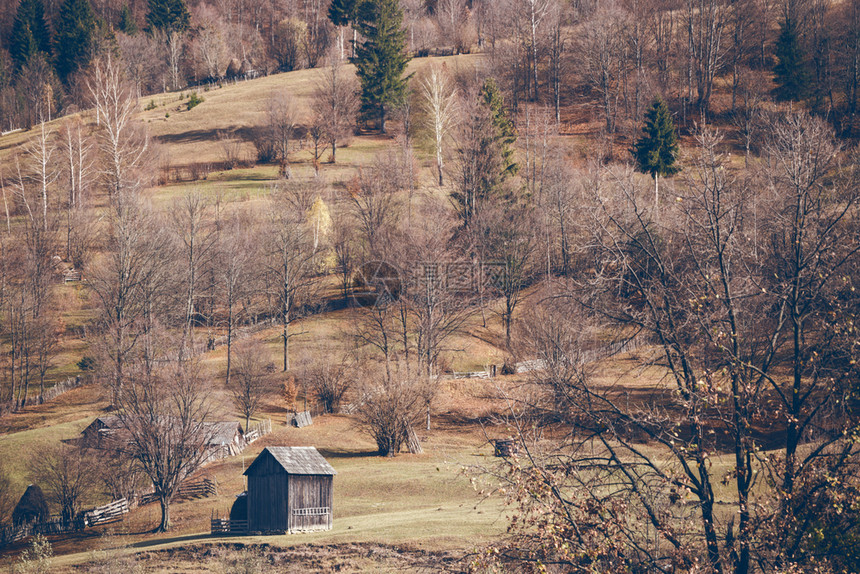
[
  {"x1": 186, "y1": 92, "x2": 204, "y2": 110},
  {"x1": 304, "y1": 360, "x2": 352, "y2": 414},
  {"x1": 77, "y1": 356, "x2": 96, "y2": 371},
  {"x1": 14, "y1": 534, "x2": 52, "y2": 574},
  {"x1": 144, "y1": 100, "x2": 156, "y2": 111}
]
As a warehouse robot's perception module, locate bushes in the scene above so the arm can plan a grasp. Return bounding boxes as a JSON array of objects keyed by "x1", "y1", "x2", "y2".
[
  {"x1": 355, "y1": 364, "x2": 431, "y2": 456},
  {"x1": 303, "y1": 361, "x2": 352, "y2": 414},
  {"x1": 185, "y1": 92, "x2": 204, "y2": 110},
  {"x1": 14, "y1": 534, "x2": 52, "y2": 574},
  {"x1": 77, "y1": 356, "x2": 96, "y2": 371}
]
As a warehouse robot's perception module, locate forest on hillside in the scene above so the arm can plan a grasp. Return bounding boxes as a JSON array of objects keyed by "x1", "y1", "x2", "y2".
[{"x1": 2, "y1": 0, "x2": 860, "y2": 133}]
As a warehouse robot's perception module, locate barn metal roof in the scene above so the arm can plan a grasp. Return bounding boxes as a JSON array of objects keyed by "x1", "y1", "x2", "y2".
[{"x1": 244, "y1": 446, "x2": 337, "y2": 476}]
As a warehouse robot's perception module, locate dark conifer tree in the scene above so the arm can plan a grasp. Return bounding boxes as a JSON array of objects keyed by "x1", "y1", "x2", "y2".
[
  {"x1": 9, "y1": 0, "x2": 51, "y2": 70},
  {"x1": 329, "y1": 0, "x2": 363, "y2": 57},
  {"x1": 352, "y1": 0, "x2": 411, "y2": 132},
  {"x1": 328, "y1": 0, "x2": 360, "y2": 28},
  {"x1": 119, "y1": 4, "x2": 138, "y2": 35},
  {"x1": 632, "y1": 97, "x2": 680, "y2": 211},
  {"x1": 54, "y1": 0, "x2": 98, "y2": 83},
  {"x1": 480, "y1": 78, "x2": 518, "y2": 181},
  {"x1": 773, "y1": 13, "x2": 810, "y2": 102},
  {"x1": 146, "y1": 0, "x2": 189, "y2": 33}
]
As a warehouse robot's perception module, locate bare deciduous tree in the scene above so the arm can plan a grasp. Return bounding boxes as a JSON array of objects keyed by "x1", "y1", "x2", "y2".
[
  {"x1": 420, "y1": 64, "x2": 458, "y2": 186},
  {"x1": 578, "y1": 5, "x2": 629, "y2": 134},
  {"x1": 219, "y1": 212, "x2": 258, "y2": 388},
  {"x1": 347, "y1": 155, "x2": 402, "y2": 256},
  {"x1": 450, "y1": 91, "x2": 500, "y2": 228},
  {"x1": 58, "y1": 117, "x2": 95, "y2": 266},
  {"x1": 331, "y1": 208, "x2": 357, "y2": 302},
  {"x1": 355, "y1": 362, "x2": 430, "y2": 456},
  {"x1": 29, "y1": 444, "x2": 97, "y2": 522},
  {"x1": 88, "y1": 54, "x2": 149, "y2": 203},
  {"x1": 261, "y1": 89, "x2": 299, "y2": 174},
  {"x1": 266, "y1": 185, "x2": 319, "y2": 371},
  {"x1": 481, "y1": 117, "x2": 860, "y2": 573},
  {"x1": 684, "y1": 0, "x2": 727, "y2": 118},
  {"x1": 89, "y1": 195, "x2": 169, "y2": 395},
  {"x1": 171, "y1": 191, "x2": 217, "y2": 353},
  {"x1": 435, "y1": 0, "x2": 473, "y2": 54},
  {"x1": 192, "y1": 4, "x2": 229, "y2": 81},
  {"x1": 311, "y1": 55, "x2": 359, "y2": 164},
  {"x1": 472, "y1": 203, "x2": 538, "y2": 348},
  {"x1": 229, "y1": 340, "x2": 272, "y2": 431},
  {"x1": 302, "y1": 353, "x2": 352, "y2": 414},
  {"x1": 113, "y1": 356, "x2": 213, "y2": 532}
]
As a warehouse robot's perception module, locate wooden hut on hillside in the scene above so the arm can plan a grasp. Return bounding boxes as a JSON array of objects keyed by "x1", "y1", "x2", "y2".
[
  {"x1": 82, "y1": 416, "x2": 246, "y2": 459},
  {"x1": 243, "y1": 446, "x2": 336, "y2": 533},
  {"x1": 202, "y1": 421, "x2": 246, "y2": 460},
  {"x1": 80, "y1": 415, "x2": 127, "y2": 448}
]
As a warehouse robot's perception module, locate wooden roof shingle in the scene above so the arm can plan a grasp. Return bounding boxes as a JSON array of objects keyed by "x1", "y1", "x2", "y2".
[{"x1": 244, "y1": 446, "x2": 337, "y2": 476}]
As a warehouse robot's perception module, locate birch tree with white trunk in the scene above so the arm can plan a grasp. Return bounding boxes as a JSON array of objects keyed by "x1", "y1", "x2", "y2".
[{"x1": 421, "y1": 64, "x2": 458, "y2": 187}]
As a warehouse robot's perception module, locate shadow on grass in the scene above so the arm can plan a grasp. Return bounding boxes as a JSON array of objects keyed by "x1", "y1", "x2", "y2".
[
  {"x1": 130, "y1": 532, "x2": 215, "y2": 549},
  {"x1": 316, "y1": 448, "x2": 380, "y2": 459}
]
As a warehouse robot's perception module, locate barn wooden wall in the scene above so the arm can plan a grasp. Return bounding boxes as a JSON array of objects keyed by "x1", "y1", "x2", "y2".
[
  {"x1": 288, "y1": 475, "x2": 333, "y2": 532},
  {"x1": 246, "y1": 452, "x2": 334, "y2": 533},
  {"x1": 246, "y1": 454, "x2": 289, "y2": 532}
]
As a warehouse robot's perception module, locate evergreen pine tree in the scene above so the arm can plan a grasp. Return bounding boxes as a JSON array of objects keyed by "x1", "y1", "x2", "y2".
[
  {"x1": 54, "y1": 0, "x2": 98, "y2": 83},
  {"x1": 352, "y1": 0, "x2": 411, "y2": 132},
  {"x1": 480, "y1": 78, "x2": 518, "y2": 180},
  {"x1": 9, "y1": 0, "x2": 51, "y2": 70},
  {"x1": 329, "y1": 0, "x2": 363, "y2": 57},
  {"x1": 146, "y1": 0, "x2": 190, "y2": 33},
  {"x1": 773, "y1": 14, "x2": 810, "y2": 102},
  {"x1": 119, "y1": 4, "x2": 139, "y2": 35},
  {"x1": 328, "y1": 0, "x2": 360, "y2": 27},
  {"x1": 633, "y1": 97, "x2": 680, "y2": 212}
]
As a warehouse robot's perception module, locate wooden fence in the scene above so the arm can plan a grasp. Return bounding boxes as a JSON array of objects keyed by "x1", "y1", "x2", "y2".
[
  {"x1": 0, "y1": 376, "x2": 87, "y2": 418},
  {"x1": 84, "y1": 498, "x2": 129, "y2": 526},
  {"x1": 245, "y1": 418, "x2": 272, "y2": 443},
  {"x1": 438, "y1": 338, "x2": 652, "y2": 382},
  {"x1": 289, "y1": 411, "x2": 313, "y2": 428},
  {"x1": 210, "y1": 517, "x2": 248, "y2": 535},
  {"x1": 0, "y1": 498, "x2": 129, "y2": 549},
  {"x1": 177, "y1": 477, "x2": 218, "y2": 499}
]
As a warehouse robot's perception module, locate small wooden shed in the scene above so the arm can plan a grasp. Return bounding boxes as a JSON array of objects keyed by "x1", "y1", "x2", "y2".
[
  {"x1": 243, "y1": 446, "x2": 336, "y2": 534},
  {"x1": 81, "y1": 415, "x2": 126, "y2": 449},
  {"x1": 202, "y1": 421, "x2": 246, "y2": 460}
]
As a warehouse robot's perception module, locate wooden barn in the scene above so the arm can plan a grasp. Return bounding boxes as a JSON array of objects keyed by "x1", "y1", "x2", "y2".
[
  {"x1": 243, "y1": 446, "x2": 336, "y2": 533},
  {"x1": 82, "y1": 416, "x2": 246, "y2": 457},
  {"x1": 80, "y1": 415, "x2": 126, "y2": 448}
]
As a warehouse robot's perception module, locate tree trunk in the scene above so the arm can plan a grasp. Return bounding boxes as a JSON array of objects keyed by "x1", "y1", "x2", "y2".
[
  {"x1": 283, "y1": 315, "x2": 290, "y2": 371},
  {"x1": 654, "y1": 172, "x2": 659, "y2": 219},
  {"x1": 157, "y1": 495, "x2": 171, "y2": 532},
  {"x1": 225, "y1": 298, "x2": 233, "y2": 387}
]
